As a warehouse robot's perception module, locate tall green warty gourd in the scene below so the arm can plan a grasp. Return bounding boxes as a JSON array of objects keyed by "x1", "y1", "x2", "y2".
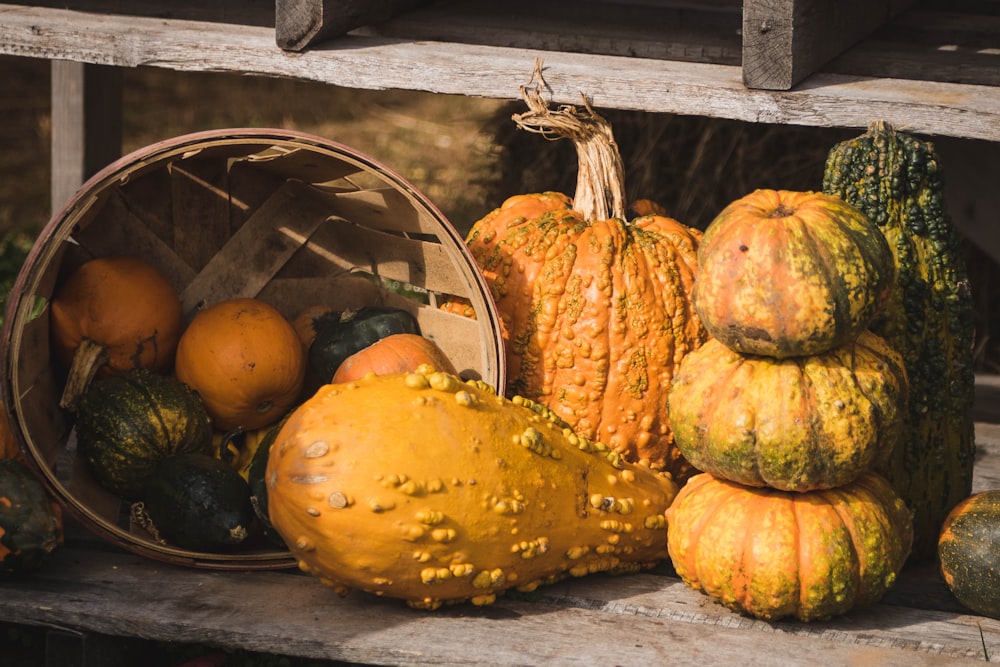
[{"x1": 822, "y1": 120, "x2": 976, "y2": 560}]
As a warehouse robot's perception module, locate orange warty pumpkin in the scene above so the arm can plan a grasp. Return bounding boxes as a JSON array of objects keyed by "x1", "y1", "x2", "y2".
[
  {"x1": 666, "y1": 472, "x2": 913, "y2": 622},
  {"x1": 331, "y1": 333, "x2": 457, "y2": 383},
  {"x1": 49, "y1": 256, "x2": 183, "y2": 376},
  {"x1": 692, "y1": 189, "x2": 894, "y2": 359},
  {"x1": 174, "y1": 298, "x2": 305, "y2": 431},
  {"x1": 465, "y1": 69, "x2": 706, "y2": 480},
  {"x1": 668, "y1": 331, "x2": 908, "y2": 492}
]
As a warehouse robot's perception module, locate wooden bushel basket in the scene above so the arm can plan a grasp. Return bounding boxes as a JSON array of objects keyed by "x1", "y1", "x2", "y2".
[{"x1": 0, "y1": 128, "x2": 506, "y2": 569}]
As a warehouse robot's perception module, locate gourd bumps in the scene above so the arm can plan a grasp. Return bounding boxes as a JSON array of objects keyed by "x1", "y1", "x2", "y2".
[{"x1": 266, "y1": 366, "x2": 679, "y2": 609}]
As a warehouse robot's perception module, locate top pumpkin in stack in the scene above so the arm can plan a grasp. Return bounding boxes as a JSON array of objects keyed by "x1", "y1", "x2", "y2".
[
  {"x1": 692, "y1": 189, "x2": 895, "y2": 359},
  {"x1": 465, "y1": 63, "x2": 707, "y2": 482}
]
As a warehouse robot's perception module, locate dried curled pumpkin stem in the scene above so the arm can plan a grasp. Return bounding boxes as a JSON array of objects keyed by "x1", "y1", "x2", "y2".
[
  {"x1": 58, "y1": 338, "x2": 108, "y2": 411},
  {"x1": 512, "y1": 59, "x2": 627, "y2": 222}
]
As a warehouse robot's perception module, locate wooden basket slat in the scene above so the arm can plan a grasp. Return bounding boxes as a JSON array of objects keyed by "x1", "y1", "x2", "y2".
[
  {"x1": 255, "y1": 275, "x2": 385, "y2": 320},
  {"x1": 116, "y1": 164, "x2": 176, "y2": 246},
  {"x1": 169, "y1": 159, "x2": 235, "y2": 270},
  {"x1": 302, "y1": 215, "x2": 466, "y2": 296},
  {"x1": 233, "y1": 143, "x2": 367, "y2": 184},
  {"x1": 178, "y1": 180, "x2": 333, "y2": 315},
  {"x1": 328, "y1": 187, "x2": 449, "y2": 237},
  {"x1": 416, "y1": 307, "x2": 488, "y2": 379},
  {"x1": 70, "y1": 188, "x2": 198, "y2": 289}
]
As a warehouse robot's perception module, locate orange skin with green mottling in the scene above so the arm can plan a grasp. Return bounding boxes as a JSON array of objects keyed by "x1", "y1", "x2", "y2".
[
  {"x1": 692, "y1": 189, "x2": 894, "y2": 359},
  {"x1": 467, "y1": 193, "x2": 706, "y2": 481},
  {"x1": 668, "y1": 330, "x2": 908, "y2": 491},
  {"x1": 666, "y1": 472, "x2": 913, "y2": 622}
]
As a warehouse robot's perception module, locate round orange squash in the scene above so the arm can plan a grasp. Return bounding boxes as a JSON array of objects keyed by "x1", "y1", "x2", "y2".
[
  {"x1": 174, "y1": 298, "x2": 305, "y2": 431},
  {"x1": 49, "y1": 256, "x2": 183, "y2": 376},
  {"x1": 331, "y1": 333, "x2": 457, "y2": 383},
  {"x1": 692, "y1": 189, "x2": 894, "y2": 358}
]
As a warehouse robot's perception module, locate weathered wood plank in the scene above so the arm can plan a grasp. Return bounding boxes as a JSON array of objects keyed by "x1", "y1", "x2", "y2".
[
  {"x1": 0, "y1": 4, "x2": 997, "y2": 141},
  {"x1": 275, "y1": 0, "x2": 428, "y2": 52},
  {"x1": 742, "y1": 0, "x2": 917, "y2": 90},
  {"x1": 826, "y1": 9, "x2": 1000, "y2": 86},
  {"x1": 361, "y1": 0, "x2": 743, "y2": 66},
  {"x1": 49, "y1": 60, "x2": 122, "y2": 213},
  {"x1": 0, "y1": 545, "x2": 996, "y2": 666}
]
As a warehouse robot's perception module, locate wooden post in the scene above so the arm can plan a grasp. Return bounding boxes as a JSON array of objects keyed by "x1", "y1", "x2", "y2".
[
  {"x1": 275, "y1": 0, "x2": 429, "y2": 51},
  {"x1": 741, "y1": 0, "x2": 917, "y2": 90},
  {"x1": 50, "y1": 61, "x2": 123, "y2": 214}
]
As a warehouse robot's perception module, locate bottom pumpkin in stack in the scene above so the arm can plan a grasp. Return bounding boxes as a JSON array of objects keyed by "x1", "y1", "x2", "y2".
[{"x1": 665, "y1": 472, "x2": 912, "y2": 622}]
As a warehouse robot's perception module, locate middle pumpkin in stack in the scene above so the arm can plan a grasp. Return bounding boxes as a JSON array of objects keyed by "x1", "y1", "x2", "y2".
[{"x1": 664, "y1": 189, "x2": 914, "y2": 622}]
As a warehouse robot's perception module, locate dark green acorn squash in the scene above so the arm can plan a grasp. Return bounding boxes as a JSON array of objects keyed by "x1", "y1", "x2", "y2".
[
  {"x1": 141, "y1": 452, "x2": 255, "y2": 552},
  {"x1": 307, "y1": 306, "x2": 419, "y2": 384},
  {"x1": 938, "y1": 490, "x2": 1000, "y2": 619},
  {"x1": 0, "y1": 458, "x2": 63, "y2": 576},
  {"x1": 246, "y1": 419, "x2": 286, "y2": 548},
  {"x1": 74, "y1": 368, "x2": 214, "y2": 499},
  {"x1": 823, "y1": 120, "x2": 976, "y2": 560}
]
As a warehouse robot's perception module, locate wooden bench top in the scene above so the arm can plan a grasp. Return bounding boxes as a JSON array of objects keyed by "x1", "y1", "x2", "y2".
[{"x1": 0, "y1": 418, "x2": 997, "y2": 666}]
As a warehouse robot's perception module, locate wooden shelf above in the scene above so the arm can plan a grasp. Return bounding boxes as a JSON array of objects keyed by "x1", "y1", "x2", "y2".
[{"x1": 0, "y1": 1, "x2": 997, "y2": 141}]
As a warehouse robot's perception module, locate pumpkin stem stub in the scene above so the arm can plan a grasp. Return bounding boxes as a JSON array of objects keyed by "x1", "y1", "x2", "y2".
[
  {"x1": 58, "y1": 338, "x2": 109, "y2": 411},
  {"x1": 513, "y1": 59, "x2": 627, "y2": 223}
]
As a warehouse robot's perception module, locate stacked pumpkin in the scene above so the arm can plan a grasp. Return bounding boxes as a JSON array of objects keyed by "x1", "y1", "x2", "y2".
[{"x1": 665, "y1": 189, "x2": 914, "y2": 622}]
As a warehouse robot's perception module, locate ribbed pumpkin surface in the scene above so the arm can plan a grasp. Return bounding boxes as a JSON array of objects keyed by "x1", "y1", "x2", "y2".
[
  {"x1": 668, "y1": 330, "x2": 907, "y2": 491},
  {"x1": 692, "y1": 189, "x2": 894, "y2": 359},
  {"x1": 823, "y1": 121, "x2": 976, "y2": 560},
  {"x1": 666, "y1": 471, "x2": 913, "y2": 622},
  {"x1": 469, "y1": 204, "x2": 705, "y2": 477},
  {"x1": 74, "y1": 369, "x2": 214, "y2": 498}
]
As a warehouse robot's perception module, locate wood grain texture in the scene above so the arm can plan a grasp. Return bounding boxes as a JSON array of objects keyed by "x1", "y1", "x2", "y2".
[
  {"x1": 742, "y1": 0, "x2": 917, "y2": 90},
  {"x1": 0, "y1": 542, "x2": 997, "y2": 666},
  {"x1": 0, "y1": 4, "x2": 997, "y2": 141},
  {"x1": 275, "y1": 0, "x2": 428, "y2": 51},
  {"x1": 49, "y1": 61, "x2": 122, "y2": 212}
]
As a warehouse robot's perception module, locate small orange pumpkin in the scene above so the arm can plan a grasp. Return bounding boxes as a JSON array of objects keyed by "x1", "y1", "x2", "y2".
[
  {"x1": 174, "y1": 298, "x2": 305, "y2": 431},
  {"x1": 291, "y1": 305, "x2": 336, "y2": 354},
  {"x1": 331, "y1": 333, "x2": 457, "y2": 383},
  {"x1": 49, "y1": 256, "x2": 183, "y2": 385}
]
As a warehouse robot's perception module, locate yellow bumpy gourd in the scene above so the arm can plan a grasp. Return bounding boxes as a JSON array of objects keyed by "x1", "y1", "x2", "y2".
[{"x1": 266, "y1": 366, "x2": 679, "y2": 609}]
